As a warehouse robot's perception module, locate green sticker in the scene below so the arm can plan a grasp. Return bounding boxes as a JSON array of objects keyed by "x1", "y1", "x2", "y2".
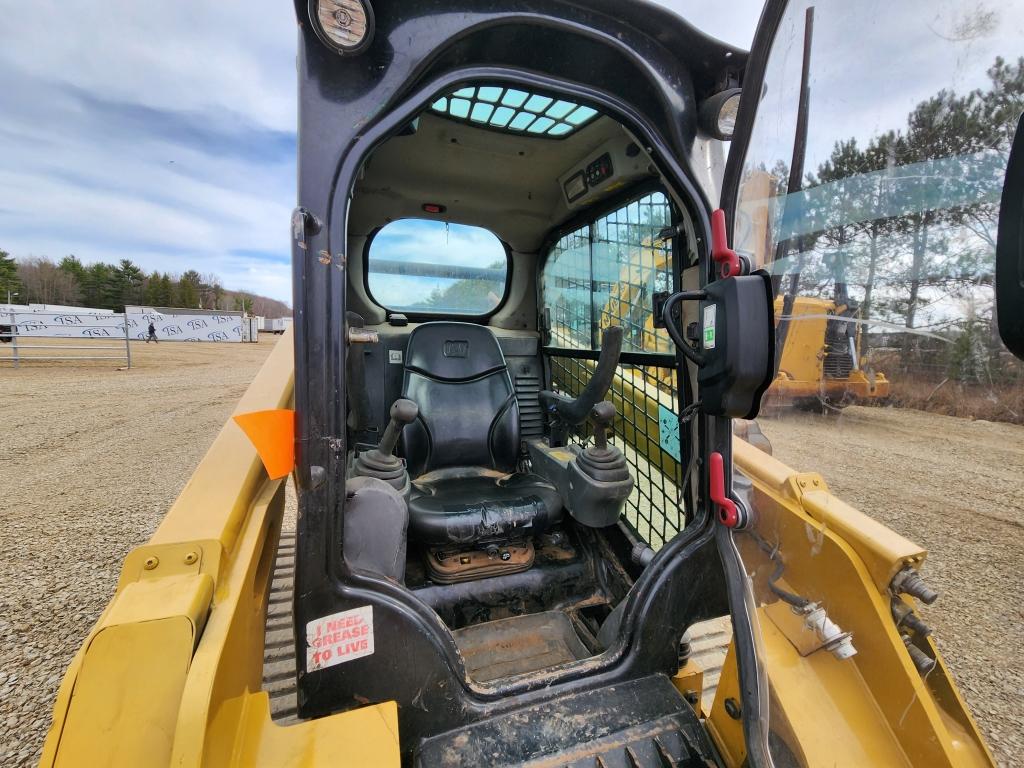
[
  {"x1": 702, "y1": 304, "x2": 717, "y2": 350},
  {"x1": 700, "y1": 307, "x2": 716, "y2": 352}
]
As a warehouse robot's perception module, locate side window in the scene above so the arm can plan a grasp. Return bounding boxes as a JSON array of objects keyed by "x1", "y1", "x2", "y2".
[
  {"x1": 593, "y1": 194, "x2": 674, "y2": 354},
  {"x1": 542, "y1": 191, "x2": 675, "y2": 353},
  {"x1": 542, "y1": 190, "x2": 685, "y2": 548},
  {"x1": 367, "y1": 219, "x2": 508, "y2": 315},
  {"x1": 543, "y1": 226, "x2": 591, "y2": 348}
]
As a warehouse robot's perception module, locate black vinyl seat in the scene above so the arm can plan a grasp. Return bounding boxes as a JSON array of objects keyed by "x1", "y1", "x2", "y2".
[{"x1": 400, "y1": 322, "x2": 562, "y2": 546}]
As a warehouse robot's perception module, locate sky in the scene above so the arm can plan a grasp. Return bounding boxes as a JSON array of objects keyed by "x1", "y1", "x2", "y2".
[{"x1": 0, "y1": 1, "x2": 763, "y2": 306}]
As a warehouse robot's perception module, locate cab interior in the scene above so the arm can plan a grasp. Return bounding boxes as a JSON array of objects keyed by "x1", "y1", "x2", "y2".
[{"x1": 338, "y1": 82, "x2": 704, "y2": 684}]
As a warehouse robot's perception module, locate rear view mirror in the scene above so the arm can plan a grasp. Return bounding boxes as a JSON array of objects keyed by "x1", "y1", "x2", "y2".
[{"x1": 997, "y1": 113, "x2": 1024, "y2": 359}]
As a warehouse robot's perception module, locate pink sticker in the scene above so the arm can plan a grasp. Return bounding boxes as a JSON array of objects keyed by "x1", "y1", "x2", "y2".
[{"x1": 306, "y1": 605, "x2": 374, "y2": 672}]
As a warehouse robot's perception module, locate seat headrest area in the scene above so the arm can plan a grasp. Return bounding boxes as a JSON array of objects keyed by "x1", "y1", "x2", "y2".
[{"x1": 404, "y1": 322, "x2": 509, "y2": 381}]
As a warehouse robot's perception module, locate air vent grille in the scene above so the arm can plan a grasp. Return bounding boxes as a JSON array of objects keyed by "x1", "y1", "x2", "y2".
[{"x1": 515, "y1": 373, "x2": 544, "y2": 438}]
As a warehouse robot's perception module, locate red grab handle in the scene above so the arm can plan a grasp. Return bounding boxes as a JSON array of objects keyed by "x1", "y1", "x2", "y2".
[
  {"x1": 709, "y1": 451, "x2": 739, "y2": 528},
  {"x1": 710, "y1": 209, "x2": 742, "y2": 279}
]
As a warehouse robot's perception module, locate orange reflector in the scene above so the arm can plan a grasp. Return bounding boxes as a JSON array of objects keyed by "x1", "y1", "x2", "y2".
[{"x1": 233, "y1": 409, "x2": 295, "y2": 480}]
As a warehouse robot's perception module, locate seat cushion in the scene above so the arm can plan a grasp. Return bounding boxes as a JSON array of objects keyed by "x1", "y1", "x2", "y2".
[{"x1": 409, "y1": 469, "x2": 562, "y2": 545}]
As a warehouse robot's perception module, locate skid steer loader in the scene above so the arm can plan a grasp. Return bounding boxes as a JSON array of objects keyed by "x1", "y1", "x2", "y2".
[{"x1": 42, "y1": 0, "x2": 1024, "y2": 765}]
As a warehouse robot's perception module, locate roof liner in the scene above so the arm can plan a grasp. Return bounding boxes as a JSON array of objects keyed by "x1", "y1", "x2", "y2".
[{"x1": 350, "y1": 112, "x2": 647, "y2": 251}]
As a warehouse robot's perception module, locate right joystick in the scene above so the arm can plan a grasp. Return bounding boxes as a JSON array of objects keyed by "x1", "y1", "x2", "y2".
[
  {"x1": 565, "y1": 400, "x2": 634, "y2": 527},
  {"x1": 577, "y1": 401, "x2": 630, "y2": 482},
  {"x1": 589, "y1": 400, "x2": 616, "y2": 452}
]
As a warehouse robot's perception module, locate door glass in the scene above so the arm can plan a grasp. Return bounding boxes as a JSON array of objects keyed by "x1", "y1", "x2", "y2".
[{"x1": 728, "y1": 1, "x2": 1022, "y2": 763}]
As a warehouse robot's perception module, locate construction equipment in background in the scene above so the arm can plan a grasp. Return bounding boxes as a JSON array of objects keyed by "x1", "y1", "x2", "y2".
[{"x1": 767, "y1": 293, "x2": 890, "y2": 410}]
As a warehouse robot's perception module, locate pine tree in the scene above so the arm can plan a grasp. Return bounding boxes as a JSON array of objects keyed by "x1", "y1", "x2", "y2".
[
  {"x1": 178, "y1": 270, "x2": 202, "y2": 309},
  {"x1": 0, "y1": 249, "x2": 20, "y2": 303}
]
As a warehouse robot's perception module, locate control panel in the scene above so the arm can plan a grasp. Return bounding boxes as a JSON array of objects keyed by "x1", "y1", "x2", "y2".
[
  {"x1": 584, "y1": 152, "x2": 614, "y2": 187},
  {"x1": 558, "y1": 131, "x2": 653, "y2": 210}
]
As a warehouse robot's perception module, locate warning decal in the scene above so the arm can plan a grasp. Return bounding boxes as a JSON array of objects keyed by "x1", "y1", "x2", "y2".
[{"x1": 306, "y1": 605, "x2": 374, "y2": 672}]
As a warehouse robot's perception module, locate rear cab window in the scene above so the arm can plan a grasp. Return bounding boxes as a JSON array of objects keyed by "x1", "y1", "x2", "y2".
[
  {"x1": 542, "y1": 190, "x2": 675, "y2": 353},
  {"x1": 367, "y1": 219, "x2": 509, "y2": 315}
]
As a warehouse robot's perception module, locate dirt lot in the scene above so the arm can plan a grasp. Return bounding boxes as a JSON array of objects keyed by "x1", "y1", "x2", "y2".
[
  {"x1": 0, "y1": 338, "x2": 280, "y2": 766},
  {"x1": 0, "y1": 343, "x2": 1020, "y2": 766}
]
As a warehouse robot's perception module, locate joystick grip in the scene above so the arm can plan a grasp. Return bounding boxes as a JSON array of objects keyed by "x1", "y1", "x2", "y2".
[
  {"x1": 378, "y1": 398, "x2": 418, "y2": 456},
  {"x1": 589, "y1": 401, "x2": 615, "y2": 450}
]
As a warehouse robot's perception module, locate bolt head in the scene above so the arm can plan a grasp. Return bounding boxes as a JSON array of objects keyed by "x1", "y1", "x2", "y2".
[
  {"x1": 184, "y1": 551, "x2": 198, "y2": 565},
  {"x1": 724, "y1": 697, "x2": 742, "y2": 720},
  {"x1": 143, "y1": 556, "x2": 159, "y2": 570}
]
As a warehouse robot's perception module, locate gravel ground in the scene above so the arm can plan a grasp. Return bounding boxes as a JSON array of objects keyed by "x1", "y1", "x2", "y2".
[
  {"x1": 759, "y1": 406, "x2": 1024, "y2": 766},
  {"x1": 0, "y1": 346, "x2": 1019, "y2": 766},
  {"x1": 0, "y1": 339, "x2": 280, "y2": 767}
]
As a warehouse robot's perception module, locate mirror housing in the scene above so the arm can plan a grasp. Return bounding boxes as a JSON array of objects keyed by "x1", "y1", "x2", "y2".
[
  {"x1": 997, "y1": 113, "x2": 1024, "y2": 360},
  {"x1": 697, "y1": 273, "x2": 776, "y2": 419}
]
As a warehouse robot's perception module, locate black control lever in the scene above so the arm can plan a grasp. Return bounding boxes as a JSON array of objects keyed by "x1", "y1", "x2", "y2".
[
  {"x1": 540, "y1": 325, "x2": 623, "y2": 428},
  {"x1": 352, "y1": 398, "x2": 418, "y2": 495},
  {"x1": 575, "y1": 400, "x2": 630, "y2": 484},
  {"x1": 378, "y1": 398, "x2": 418, "y2": 456},
  {"x1": 589, "y1": 400, "x2": 615, "y2": 452}
]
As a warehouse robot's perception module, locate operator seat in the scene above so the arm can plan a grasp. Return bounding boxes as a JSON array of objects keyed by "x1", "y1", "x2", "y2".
[{"x1": 400, "y1": 322, "x2": 562, "y2": 546}]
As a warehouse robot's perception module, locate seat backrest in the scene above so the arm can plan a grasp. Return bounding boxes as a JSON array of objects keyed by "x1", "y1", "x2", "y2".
[{"x1": 401, "y1": 322, "x2": 519, "y2": 477}]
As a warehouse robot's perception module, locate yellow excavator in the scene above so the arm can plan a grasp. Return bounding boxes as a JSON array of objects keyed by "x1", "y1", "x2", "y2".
[{"x1": 40, "y1": 1, "x2": 1016, "y2": 766}]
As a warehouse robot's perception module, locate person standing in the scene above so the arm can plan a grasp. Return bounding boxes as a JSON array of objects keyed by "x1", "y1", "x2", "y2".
[{"x1": 146, "y1": 321, "x2": 158, "y2": 343}]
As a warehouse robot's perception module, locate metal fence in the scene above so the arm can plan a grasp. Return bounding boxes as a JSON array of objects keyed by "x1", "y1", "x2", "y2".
[{"x1": 0, "y1": 312, "x2": 132, "y2": 369}]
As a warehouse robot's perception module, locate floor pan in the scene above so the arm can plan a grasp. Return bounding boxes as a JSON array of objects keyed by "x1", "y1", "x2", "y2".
[{"x1": 452, "y1": 610, "x2": 591, "y2": 683}]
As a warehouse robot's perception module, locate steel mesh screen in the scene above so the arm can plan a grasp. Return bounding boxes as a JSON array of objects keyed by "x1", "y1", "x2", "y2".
[
  {"x1": 543, "y1": 192, "x2": 673, "y2": 353},
  {"x1": 593, "y1": 193, "x2": 674, "y2": 355},
  {"x1": 542, "y1": 190, "x2": 684, "y2": 548},
  {"x1": 549, "y1": 356, "x2": 684, "y2": 549}
]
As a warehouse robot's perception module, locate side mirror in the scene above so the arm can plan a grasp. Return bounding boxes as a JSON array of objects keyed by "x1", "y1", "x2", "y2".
[{"x1": 997, "y1": 112, "x2": 1024, "y2": 359}]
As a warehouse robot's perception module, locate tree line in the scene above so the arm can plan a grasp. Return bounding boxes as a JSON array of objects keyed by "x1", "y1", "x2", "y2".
[
  {"x1": 0, "y1": 251, "x2": 290, "y2": 318},
  {"x1": 766, "y1": 55, "x2": 1023, "y2": 384}
]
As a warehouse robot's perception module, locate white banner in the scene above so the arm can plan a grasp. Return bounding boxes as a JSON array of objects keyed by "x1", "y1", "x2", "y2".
[
  {"x1": 130, "y1": 311, "x2": 243, "y2": 343},
  {"x1": 9, "y1": 312, "x2": 126, "y2": 339},
  {"x1": 6, "y1": 310, "x2": 244, "y2": 342}
]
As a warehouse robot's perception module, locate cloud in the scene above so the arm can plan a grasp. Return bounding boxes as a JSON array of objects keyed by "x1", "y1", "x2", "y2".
[{"x1": 0, "y1": 0, "x2": 297, "y2": 303}]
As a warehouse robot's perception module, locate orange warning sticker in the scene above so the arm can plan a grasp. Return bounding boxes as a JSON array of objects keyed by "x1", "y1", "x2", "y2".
[{"x1": 306, "y1": 606, "x2": 374, "y2": 672}]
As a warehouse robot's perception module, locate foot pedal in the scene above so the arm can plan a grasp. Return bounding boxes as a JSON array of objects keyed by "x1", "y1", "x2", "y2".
[{"x1": 426, "y1": 540, "x2": 534, "y2": 584}]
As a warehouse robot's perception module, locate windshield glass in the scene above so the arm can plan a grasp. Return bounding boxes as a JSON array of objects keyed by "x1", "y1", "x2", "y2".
[
  {"x1": 367, "y1": 219, "x2": 508, "y2": 315},
  {"x1": 729, "y1": 1, "x2": 1022, "y2": 764}
]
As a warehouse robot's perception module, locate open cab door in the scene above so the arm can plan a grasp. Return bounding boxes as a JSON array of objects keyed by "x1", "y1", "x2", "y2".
[{"x1": 707, "y1": 0, "x2": 1020, "y2": 765}]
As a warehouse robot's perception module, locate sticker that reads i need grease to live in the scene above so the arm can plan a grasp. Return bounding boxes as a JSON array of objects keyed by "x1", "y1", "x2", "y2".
[{"x1": 306, "y1": 605, "x2": 374, "y2": 672}]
